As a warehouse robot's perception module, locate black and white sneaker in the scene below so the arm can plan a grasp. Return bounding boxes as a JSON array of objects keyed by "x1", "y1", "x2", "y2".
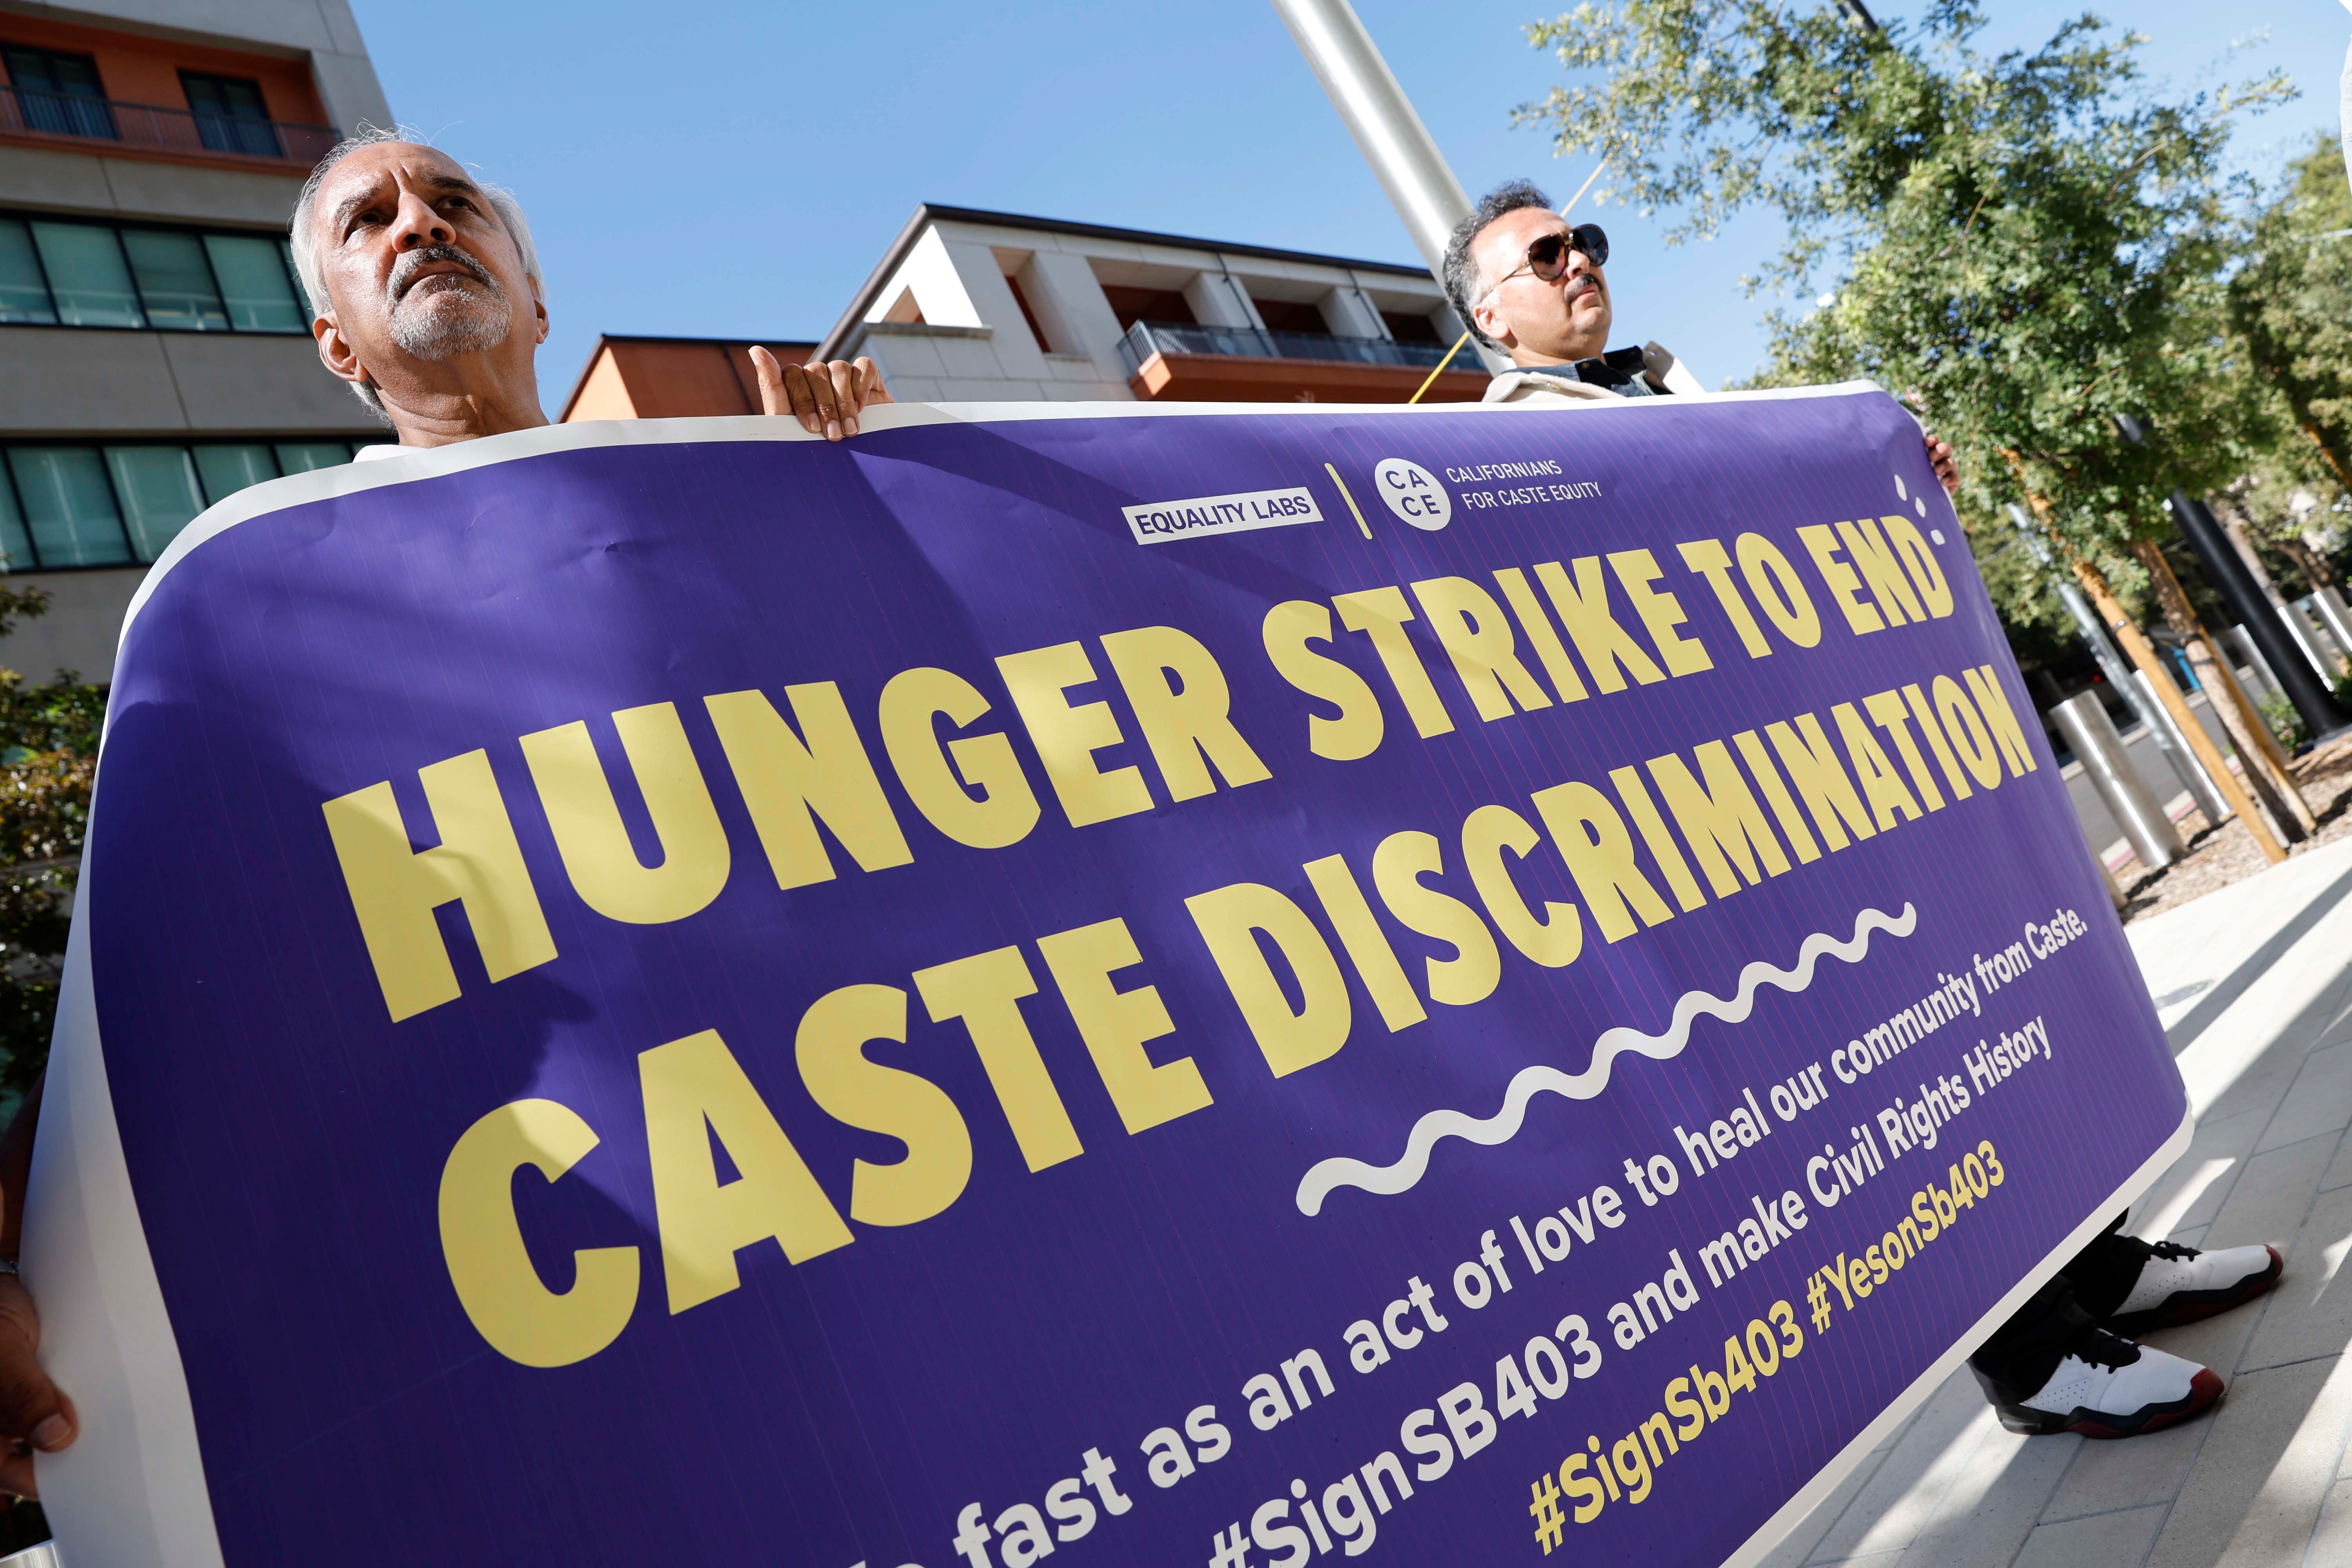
[
  {"x1": 2102, "y1": 1238, "x2": 2282, "y2": 1338},
  {"x1": 1991, "y1": 1326, "x2": 2222, "y2": 1439}
]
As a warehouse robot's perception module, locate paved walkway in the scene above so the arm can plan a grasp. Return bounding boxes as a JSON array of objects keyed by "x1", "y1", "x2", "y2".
[{"x1": 1764, "y1": 834, "x2": 2352, "y2": 1568}]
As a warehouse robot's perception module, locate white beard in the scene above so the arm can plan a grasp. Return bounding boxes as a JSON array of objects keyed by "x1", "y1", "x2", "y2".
[
  {"x1": 388, "y1": 281, "x2": 512, "y2": 361},
  {"x1": 383, "y1": 245, "x2": 513, "y2": 361}
]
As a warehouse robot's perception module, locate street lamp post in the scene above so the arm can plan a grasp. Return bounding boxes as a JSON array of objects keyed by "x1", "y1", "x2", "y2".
[{"x1": 1267, "y1": 0, "x2": 1512, "y2": 372}]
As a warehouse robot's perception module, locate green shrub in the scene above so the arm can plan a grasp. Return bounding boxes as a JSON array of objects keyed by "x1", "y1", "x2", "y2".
[
  {"x1": 2258, "y1": 693, "x2": 2309, "y2": 752},
  {"x1": 0, "y1": 588, "x2": 102, "y2": 1123}
]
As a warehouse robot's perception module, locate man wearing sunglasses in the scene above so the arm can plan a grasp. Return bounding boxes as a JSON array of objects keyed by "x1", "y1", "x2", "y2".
[
  {"x1": 1441, "y1": 182, "x2": 1958, "y2": 492},
  {"x1": 1440, "y1": 181, "x2": 1692, "y2": 403},
  {"x1": 1445, "y1": 180, "x2": 2281, "y2": 1443}
]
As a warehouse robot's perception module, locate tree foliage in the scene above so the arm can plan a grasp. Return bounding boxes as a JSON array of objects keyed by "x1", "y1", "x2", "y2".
[
  {"x1": 2226, "y1": 130, "x2": 2352, "y2": 582},
  {"x1": 1517, "y1": 2, "x2": 2291, "y2": 567},
  {"x1": 2230, "y1": 130, "x2": 2352, "y2": 483},
  {"x1": 0, "y1": 587, "x2": 103, "y2": 1117}
]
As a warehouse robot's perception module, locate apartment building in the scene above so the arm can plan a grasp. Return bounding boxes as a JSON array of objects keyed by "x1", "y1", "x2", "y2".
[
  {"x1": 0, "y1": 0, "x2": 389, "y2": 681},
  {"x1": 561, "y1": 335, "x2": 817, "y2": 421},
  {"x1": 819, "y1": 205, "x2": 1488, "y2": 405},
  {"x1": 564, "y1": 203, "x2": 1490, "y2": 420}
]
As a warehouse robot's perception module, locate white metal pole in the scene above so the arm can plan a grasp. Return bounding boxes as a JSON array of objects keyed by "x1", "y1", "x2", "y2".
[
  {"x1": 1269, "y1": 0, "x2": 1512, "y2": 371},
  {"x1": 2052, "y1": 692, "x2": 2183, "y2": 875},
  {"x1": 2341, "y1": 0, "x2": 2352, "y2": 192},
  {"x1": 2006, "y1": 503, "x2": 2228, "y2": 822}
]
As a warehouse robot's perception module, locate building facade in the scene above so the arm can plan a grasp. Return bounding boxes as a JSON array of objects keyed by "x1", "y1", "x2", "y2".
[
  {"x1": 561, "y1": 335, "x2": 816, "y2": 421},
  {"x1": 562, "y1": 204, "x2": 1490, "y2": 422},
  {"x1": 813, "y1": 205, "x2": 1488, "y2": 406},
  {"x1": 0, "y1": 0, "x2": 390, "y2": 682}
]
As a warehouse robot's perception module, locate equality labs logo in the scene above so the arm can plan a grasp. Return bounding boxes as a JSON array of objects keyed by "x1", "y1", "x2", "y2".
[{"x1": 1122, "y1": 487, "x2": 1322, "y2": 545}]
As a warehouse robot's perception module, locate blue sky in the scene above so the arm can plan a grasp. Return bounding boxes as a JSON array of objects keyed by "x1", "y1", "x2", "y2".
[{"x1": 347, "y1": 1, "x2": 2352, "y2": 415}]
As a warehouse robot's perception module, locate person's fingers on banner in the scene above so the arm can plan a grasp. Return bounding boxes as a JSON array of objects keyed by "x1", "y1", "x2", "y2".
[
  {"x1": 753, "y1": 347, "x2": 836, "y2": 437},
  {"x1": 748, "y1": 343, "x2": 785, "y2": 417},
  {"x1": 750, "y1": 349, "x2": 890, "y2": 441},
  {"x1": 851, "y1": 356, "x2": 892, "y2": 409},
  {"x1": 0, "y1": 1274, "x2": 74, "y2": 1499},
  {"x1": 823, "y1": 359, "x2": 866, "y2": 438},
  {"x1": 794, "y1": 360, "x2": 844, "y2": 441},
  {"x1": 749, "y1": 345, "x2": 824, "y2": 437},
  {"x1": 1926, "y1": 436, "x2": 1960, "y2": 495}
]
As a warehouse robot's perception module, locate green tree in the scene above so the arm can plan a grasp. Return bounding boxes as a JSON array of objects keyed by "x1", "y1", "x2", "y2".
[
  {"x1": 2226, "y1": 462, "x2": 2347, "y2": 593},
  {"x1": 1517, "y1": 0, "x2": 2305, "y2": 849},
  {"x1": 2228, "y1": 129, "x2": 2352, "y2": 589},
  {"x1": 0, "y1": 587, "x2": 103, "y2": 1120},
  {"x1": 1967, "y1": 513, "x2": 2077, "y2": 662},
  {"x1": 1522, "y1": 1, "x2": 2283, "y2": 550}
]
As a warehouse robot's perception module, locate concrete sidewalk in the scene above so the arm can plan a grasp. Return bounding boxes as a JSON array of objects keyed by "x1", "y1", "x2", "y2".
[{"x1": 1763, "y1": 835, "x2": 2352, "y2": 1568}]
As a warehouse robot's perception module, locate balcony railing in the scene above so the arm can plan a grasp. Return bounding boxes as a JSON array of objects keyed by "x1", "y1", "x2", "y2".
[
  {"x1": 1117, "y1": 319, "x2": 1454, "y2": 377},
  {"x1": 0, "y1": 85, "x2": 336, "y2": 166}
]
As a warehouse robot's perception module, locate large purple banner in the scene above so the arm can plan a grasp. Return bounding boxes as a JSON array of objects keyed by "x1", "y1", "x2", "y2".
[{"x1": 38, "y1": 389, "x2": 2187, "y2": 1567}]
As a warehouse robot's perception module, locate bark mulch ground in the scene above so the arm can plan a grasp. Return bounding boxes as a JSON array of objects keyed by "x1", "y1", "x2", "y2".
[{"x1": 2117, "y1": 731, "x2": 2352, "y2": 924}]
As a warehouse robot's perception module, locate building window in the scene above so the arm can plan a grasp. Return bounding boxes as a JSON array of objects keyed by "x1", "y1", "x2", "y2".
[
  {"x1": 204, "y1": 234, "x2": 303, "y2": 330},
  {"x1": 1252, "y1": 298, "x2": 1330, "y2": 336},
  {"x1": 190, "y1": 444, "x2": 276, "y2": 502},
  {"x1": 29, "y1": 221, "x2": 142, "y2": 327},
  {"x1": 0, "y1": 214, "x2": 307, "y2": 334},
  {"x1": 0, "y1": 221, "x2": 53, "y2": 324},
  {"x1": 1100, "y1": 287, "x2": 1195, "y2": 330},
  {"x1": 272, "y1": 443, "x2": 353, "y2": 474},
  {"x1": 0, "y1": 439, "x2": 360, "y2": 572},
  {"x1": 121, "y1": 229, "x2": 228, "y2": 331},
  {"x1": 1381, "y1": 311, "x2": 1443, "y2": 346},
  {"x1": 179, "y1": 72, "x2": 281, "y2": 159},
  {"x1": 1, "y1": 45, "x2": 114, "y2": 141},
  {"x1": 103, "y1": 446, "x2": 206, "y2": 559},
  {"x1": 7, "y1": 448, "x2": 132, "y2": 568}
]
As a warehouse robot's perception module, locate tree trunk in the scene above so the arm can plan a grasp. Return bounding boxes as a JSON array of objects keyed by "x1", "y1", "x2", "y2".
[
  {"x1": 2129, "y1": 538, "x2": 2315, "y2": 837},
  {"x1": 2066, "y1": 556, "x2": 2288, "y2": 864},
  {"x1": 2300, "y1": 420, "x2": 2352, "y2": 495},
  {"x1": 2281, "y1": 534, "x2": 2339, "y2": 593},
  {"x1": 2211, "y1": 497, "x2": 2289, "y2": 609},
  {"x1": 1996, "y1": 452, "x2": 2289, "y2": 861},
  {"x1": 2207, "y1": 645, "x2": 2305, "y2": 789},
  {"x1": 1995, "y1": 450, "x2": 2287, "y2": 862},
  {"x1": 2213, "y1": 499, "x2": 2346, "y2": 683}
]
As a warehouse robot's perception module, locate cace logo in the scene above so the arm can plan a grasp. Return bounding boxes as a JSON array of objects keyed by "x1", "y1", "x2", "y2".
[{"x1": 1373, "y1": 458, "x2": 1451, "y2": 530}]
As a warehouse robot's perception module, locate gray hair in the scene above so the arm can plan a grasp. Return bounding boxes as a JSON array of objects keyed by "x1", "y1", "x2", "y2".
[
  {"x1": 1442, "y1": 180, "x2": 1553, "y2": 350},
  {"x1": 288, "y1": 124, "x2": 543, "y2": 420}
]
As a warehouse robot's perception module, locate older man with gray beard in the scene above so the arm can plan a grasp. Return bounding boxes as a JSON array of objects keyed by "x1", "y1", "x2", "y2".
[
  {"x1": 0, "y1": 131, "x2": 901, "y2": 1507},
  {"x1": 292, "y1": 129, "x2": 888, "y2": 448}
]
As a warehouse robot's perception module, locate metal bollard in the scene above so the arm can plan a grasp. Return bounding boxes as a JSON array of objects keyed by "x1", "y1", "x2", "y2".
[
  {"x1": 2224, "y1": 625, "x2": 2288, "y2": 708},
  {"x1": 2274, "y1": 596, "x2": 2339, "y2": 682},
  {"x1": 2290, "y1": 594, "x2": 2347, "y2": 676},
  {"x1": 2312, "y1": 587, "x2": 2352, "y2": 675},
  {"x1": 2132, "y1": 669, "x2": 2231, "y2": 825},
  {"x1": 2050, "y1": 577, "x2": 2222, "y2": 823},
  {"x1": 2054, "y1": 691, "x2": 2184, "y2": 873}
]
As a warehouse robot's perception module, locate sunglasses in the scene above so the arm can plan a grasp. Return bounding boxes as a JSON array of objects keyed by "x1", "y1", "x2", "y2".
[{"x1": 1483, "y1": 223, "x2": 1610, "y2": 301}]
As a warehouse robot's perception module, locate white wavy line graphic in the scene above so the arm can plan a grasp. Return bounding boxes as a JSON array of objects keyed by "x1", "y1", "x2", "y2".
[{"x1": 1293, "y1": 903, "x2": 1918, "y2": 1216}]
